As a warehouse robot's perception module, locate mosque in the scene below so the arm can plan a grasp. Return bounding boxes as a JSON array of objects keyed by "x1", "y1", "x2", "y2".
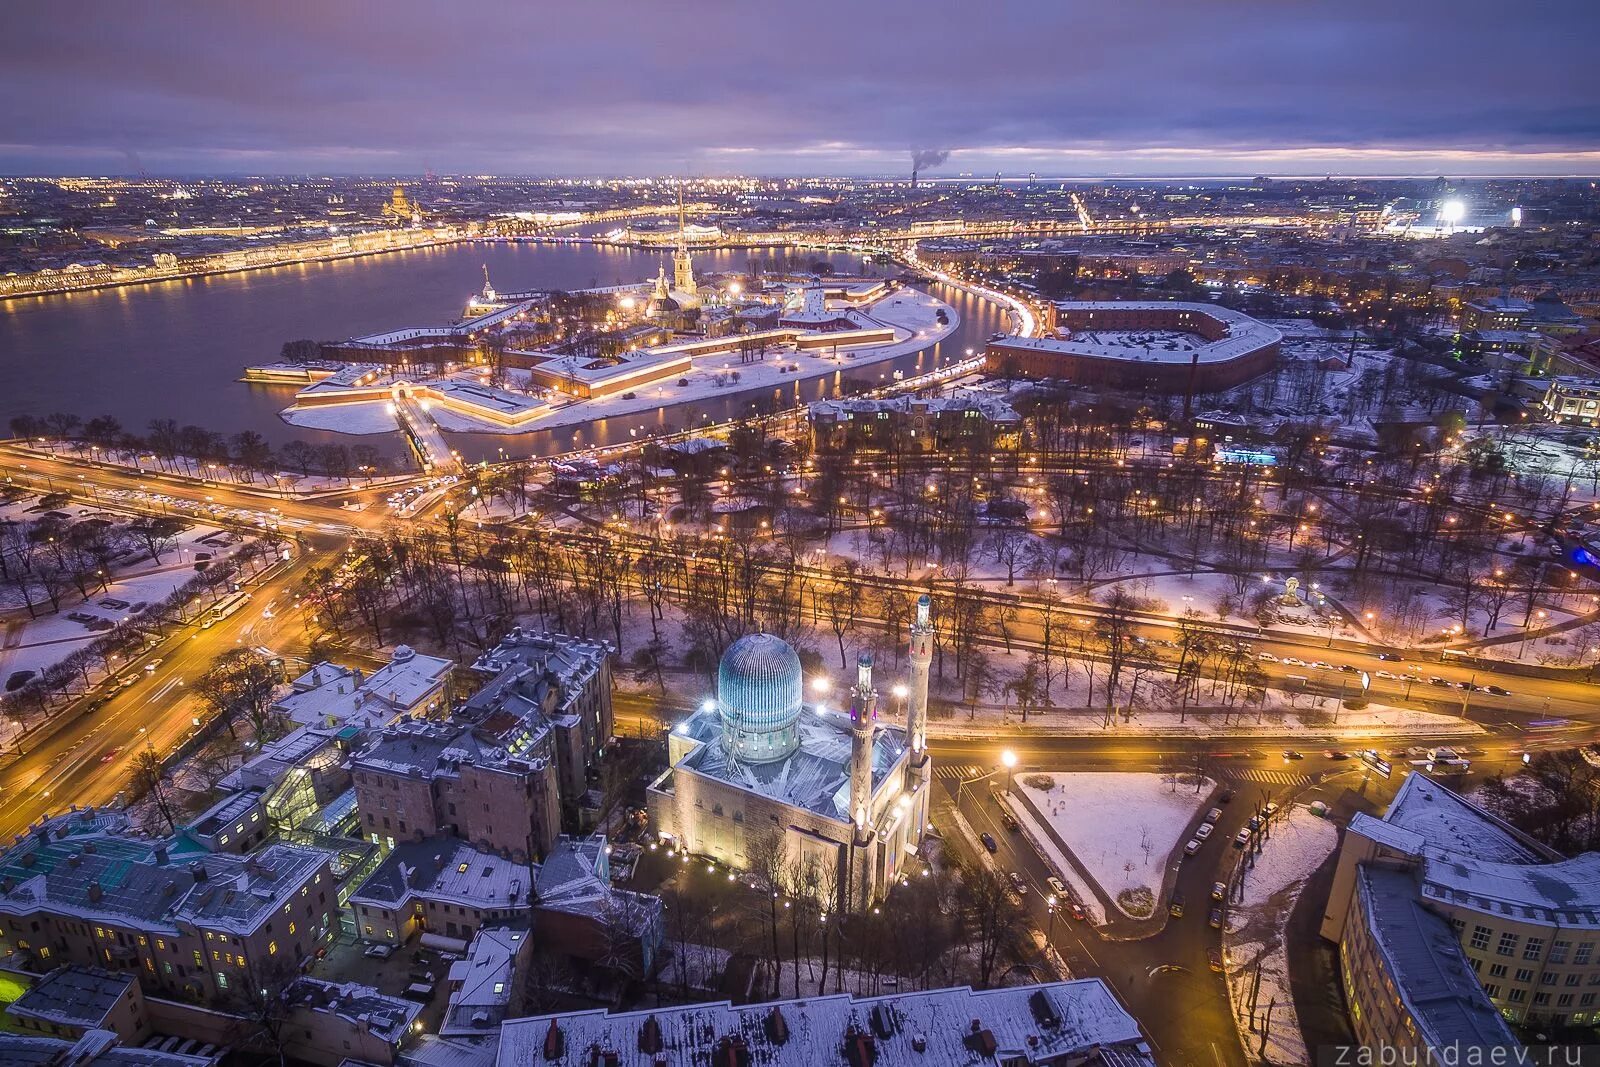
[{"x1": 647, "y1": 597, "x2": 936, "y2": 912}]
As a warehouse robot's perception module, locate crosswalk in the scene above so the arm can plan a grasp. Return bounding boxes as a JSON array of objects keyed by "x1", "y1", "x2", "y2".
[
  {"x1": 1224, "y1": 769, "x2": 1312, "y2": 786},
  {"x1": 935, "y1": 764, "x2": 986, "y2": 781}
]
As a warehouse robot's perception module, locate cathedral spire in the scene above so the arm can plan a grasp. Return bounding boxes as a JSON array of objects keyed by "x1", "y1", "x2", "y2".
[{"x1": 672, "y1": 181, "x2": 696, "y2": 296}]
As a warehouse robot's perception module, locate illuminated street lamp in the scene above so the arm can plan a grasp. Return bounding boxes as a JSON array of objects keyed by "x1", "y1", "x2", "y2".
[{"x1": 1001, "y1": 749, "x2": 1018, "y2": 793}]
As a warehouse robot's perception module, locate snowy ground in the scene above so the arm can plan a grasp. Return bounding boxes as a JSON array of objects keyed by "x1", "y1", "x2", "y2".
[
  {"x1": 1222, "y1": 805, "x2": 1339, "y2": 1066},
  {"x1": 1014, "y1": 772, "x2": 1214, "y2": 918},
  {"x1": 280, "y1": 401, "x2": 404, "y2": 436},
  {"x1": 1001, "y1": 792, "x2": 1105, "y2": 925}
]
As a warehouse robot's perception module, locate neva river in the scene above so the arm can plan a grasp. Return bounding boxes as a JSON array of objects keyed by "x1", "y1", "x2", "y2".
[{"x1": 0, "y1": 240, "x2": 1006, "y2": 463}]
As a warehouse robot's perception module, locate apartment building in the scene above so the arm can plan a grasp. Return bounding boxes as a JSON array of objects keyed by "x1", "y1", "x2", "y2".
[
  {"x1": 0, "y1": 808, "x2": 336, "y2": 1007},
  {"x1": 1323, "y1": 773, "x2": 1600, "y2": 1036}
]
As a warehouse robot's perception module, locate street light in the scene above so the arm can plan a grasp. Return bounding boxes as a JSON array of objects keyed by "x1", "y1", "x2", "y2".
[{"x1": 1001, "y1": 749, "x2": 1018, "y2": 793}]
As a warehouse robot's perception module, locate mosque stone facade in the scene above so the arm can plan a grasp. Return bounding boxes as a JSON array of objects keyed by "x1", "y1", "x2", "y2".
[{"x1": 647, "y1": 598, "x2": 935, "y2": 911}]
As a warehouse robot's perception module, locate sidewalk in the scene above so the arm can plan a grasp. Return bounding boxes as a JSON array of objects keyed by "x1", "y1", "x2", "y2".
[{"x1": 927, "y1": 701, "x2": 1484, "y2": 741}]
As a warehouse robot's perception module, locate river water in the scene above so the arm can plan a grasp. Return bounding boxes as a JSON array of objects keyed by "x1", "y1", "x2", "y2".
[{"x1": 0, "y1": 240, "x2": 1004, "y2": 463}]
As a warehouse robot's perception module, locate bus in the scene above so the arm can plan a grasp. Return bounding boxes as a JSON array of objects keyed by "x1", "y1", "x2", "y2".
[{"x1": 200, "y1": 591, "x2": 251, "y2": 629}]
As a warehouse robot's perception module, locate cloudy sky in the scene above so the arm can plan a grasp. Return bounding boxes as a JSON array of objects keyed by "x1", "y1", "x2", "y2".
[{"x1": 2, "y1": 0, "x2": 1596, "y2": 177}]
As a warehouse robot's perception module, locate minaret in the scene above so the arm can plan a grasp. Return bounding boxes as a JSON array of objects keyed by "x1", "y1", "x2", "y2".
[
  {"x1": 672, "y1": 182, "x2": 696, "y2": 295},
  {"x1": 848, "y1": 652, "x2": 878, "y2": 848},
  {"x1": 905, "y1": 595, "x2": 935, "y2": 848},
  {"x1": 907, "y1": 595, "x2": 933, "y2": 759}
]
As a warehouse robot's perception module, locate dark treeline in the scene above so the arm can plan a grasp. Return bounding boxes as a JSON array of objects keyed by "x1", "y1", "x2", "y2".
[{"x1": 8, "y1": 412, "x2": 391, "y2": 484}]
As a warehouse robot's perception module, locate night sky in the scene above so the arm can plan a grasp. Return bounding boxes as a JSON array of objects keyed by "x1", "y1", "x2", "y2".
[{"x1": 2, "y1": 0, "x2": 1596, "y2": 177}]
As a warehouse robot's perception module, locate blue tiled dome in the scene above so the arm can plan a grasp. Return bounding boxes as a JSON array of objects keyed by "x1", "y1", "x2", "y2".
[{"x1": 718, "y1": 633, "x2": 803, "y2": 764}]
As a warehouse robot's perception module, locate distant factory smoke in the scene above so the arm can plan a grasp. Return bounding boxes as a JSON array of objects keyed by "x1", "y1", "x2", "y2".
[{"x1": 910, "y1": 148, "x2": 950, "y2": 189}]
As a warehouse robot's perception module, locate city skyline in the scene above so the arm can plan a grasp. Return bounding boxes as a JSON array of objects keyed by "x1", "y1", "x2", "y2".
[{"x1": 1, "y1": 0, "x2": 1597, "y2": 177}]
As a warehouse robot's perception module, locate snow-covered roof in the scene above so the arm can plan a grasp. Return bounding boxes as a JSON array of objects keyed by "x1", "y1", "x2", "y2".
[
  {"x1": 0, "y1": 822, "x2": 330, "y2": 937},
  {"x1": 0, "y1": 1033, "x2": 212, "y2": 1066},
  {"x1": 467, "y1": 628, "x2": 610, "y2": 730},
  {"x1": 352, "y1": 712, "x2": 548, "y2": 781},
  {"x1": 1358, "y1": 867, "x2": 1519, "y2": 1054},
  {"x1": 277, "y1": 649, "x2": 451, "y2": 730},
  {"x1": 6, "y1": 966, "x2": 133, "y2": 1029},
  {"x1": 1383, "y1": 774, "x2": 1549, "y2": 865},
  {"x1": 285, "y1": 977, "x2": 421, "y2": 1046},
  {"x1": 494, "y1": 979, "x2": 1152, "y2": 1067},
  {"x1": 442, "y1": 927, "x2": 528, "y2": 1036},
  {"x1": 1420, "y1": 851, "x2": 1600, "y2": 928},
  {"x1": 350, "y1": 838, "x2": 530, "y2": 913},
  {"x1": 998, "y1": 300, "x2": 1280, "y2": 366},
  {"x1": 222, "y1": 725, "x2": 344, "y2": 792},
  {"x1": 670, "y1": 705, "x2": 908, "y2": 823}
]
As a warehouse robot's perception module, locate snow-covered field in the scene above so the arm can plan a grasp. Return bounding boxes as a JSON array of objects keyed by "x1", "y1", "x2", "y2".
[
  {"x1": 1015, "y1": 772, "x2": 1214, "y2": 918},
  {"x1": 1223, "y1": 805, "x2": 1339, "y2": 1066},
  {"x1": 1001, "y1": 792, "x2": 1105, "y2": 925},
  {"x1": 281, "y1": 401, "x2": 403, "y2": 436}
]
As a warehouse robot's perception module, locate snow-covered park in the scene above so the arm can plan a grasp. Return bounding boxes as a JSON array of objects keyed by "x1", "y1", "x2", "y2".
[{"x1": 1012, "y1": 771, "x2": 1214, "y2": 919}]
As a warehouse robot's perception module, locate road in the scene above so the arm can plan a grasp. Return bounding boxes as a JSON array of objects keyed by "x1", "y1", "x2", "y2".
[{"x1": 0, "y1": 547, "x2": 324, "y2": 840}]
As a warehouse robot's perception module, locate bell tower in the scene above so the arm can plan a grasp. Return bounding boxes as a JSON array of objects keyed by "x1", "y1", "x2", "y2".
[{"x1": 672, "y1": 182, "x2": 696, "y2": 295}]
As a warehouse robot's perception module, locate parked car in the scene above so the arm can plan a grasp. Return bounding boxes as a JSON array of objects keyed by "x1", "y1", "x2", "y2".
[
  {"x1": 1262, "y1": 802, "x2": 1280, "y2": 818},
  {"x1": 1233, "y1": 828, "x2": 1252, "y2": 849},
  {"x1": 1047, "y1": 876, "x2": 1068, "y2": 898},
  {"x1": 1205, "y1": 807, "x2": 1223, "y2": 823},
  {"x1": 1070, "y1": 903, "x2": 1087, "y2": 922},
  {"x1": 1195, "y1": 823, "x2": 1214, "y2": 841},
  {"x1": 1208, "y1": 948, "x2": 1225, "y2": 972},
  {"x1": 1169, "y1": 893, "x2": 1184, "y2": 918},
  {"x1": 363, "y1": 943, "x2": 396, "y2": 959},
  {"x1": 1212, "y1": 881, "x2": 1227, "y2": 901},
  {"x1": 1184, "y1": 838, "x2": 1203, "y2": 856},
  {"x1": 1218, "y1": 789, "x2": 1235, "y2": 804},
  {"x1": 1209, "y1": 907, "x2": 1224, "y2": 929},
  {"x1": 1000, "y1": 812, "x2": 1020, "y2": 833},
  {"x1": 1377, "y1": 652, "x2": 1404, "y2": 662},
  {"x1": 980, "y1": 833, "x2": 998, "y2": 853}
]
